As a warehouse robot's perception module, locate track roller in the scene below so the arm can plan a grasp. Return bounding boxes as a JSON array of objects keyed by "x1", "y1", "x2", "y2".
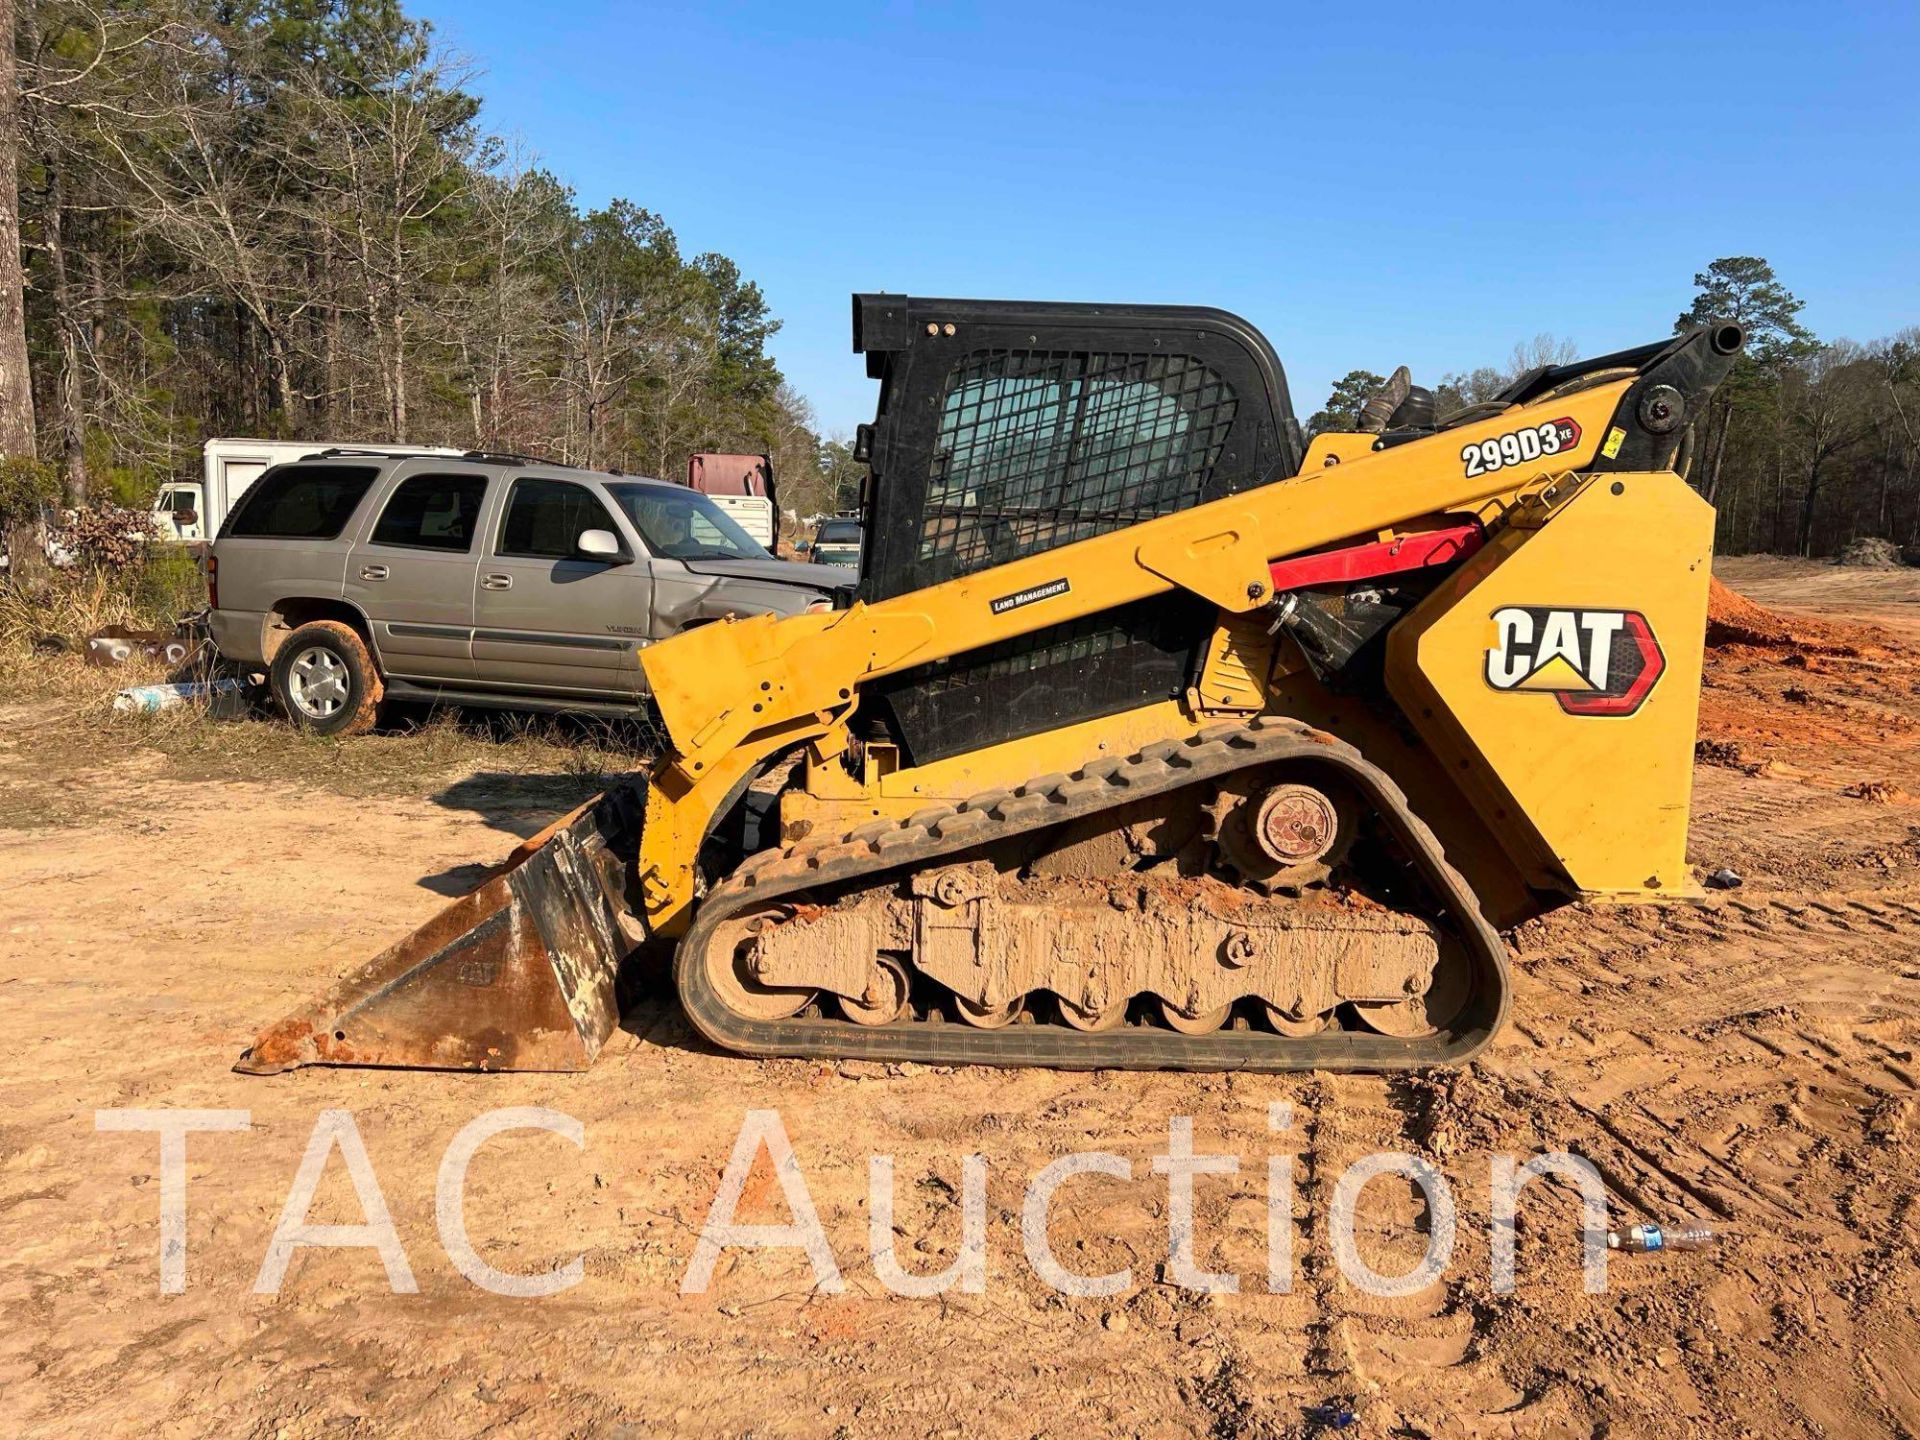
[
  {"x1": 839, "y1": 957, "x2": 912, "y2": 1026},
  {"x1": 1158, "y1": 998, "x2": 1232, "y2": 1035}
]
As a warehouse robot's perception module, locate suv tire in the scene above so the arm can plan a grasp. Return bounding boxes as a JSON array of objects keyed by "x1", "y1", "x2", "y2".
[{"x1": 271, "y1": 620, "x2": 384, "y2": 736}]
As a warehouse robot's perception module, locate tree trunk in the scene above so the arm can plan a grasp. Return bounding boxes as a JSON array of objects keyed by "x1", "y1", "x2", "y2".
[
  {"x1": 44, "y1": 164, "x2": 86, "y2": 506},
  {"x1": 0, "y1": 0, "x2": 46, "y2": 584},
  {"x1": 1797, "y1": 456, "x2": 1825, "y2": 558},
  {"x1": 1881, "y1": 436, "x2": 1894, "y2": 536},
  {"x1": 1772, "y1": 445, "x2": 1787, "y2": 554},
  {"x1": 1702, "y1": 396, "x2": 1733, "y2": 504},
  {"x1": 85, "y1": 243, "x2": 103, "y2": 343},
  {"x1": 233, "y1": 301, "x2": 252, "y2": 432},
  {"x1": 0, "y1": 0, "x2": 37, "y2": 460},
  {"x1": 320, "y1": 233, "x2": 339, "y2": 431},
  {"x1": 390, "y1": 307, "x2": 406, "y2": 441},
  {"x1": 262, "y1": 318, "x2": 294, "y2": 432}
]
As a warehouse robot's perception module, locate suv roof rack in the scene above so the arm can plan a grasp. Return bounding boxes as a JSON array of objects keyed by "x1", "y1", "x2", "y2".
[
  {"x1": 458, "y1": 449, "x2": 577, "y2": 468},
  {"x1": 302, "y1": 445, "x2": 594, "y2": 471}
]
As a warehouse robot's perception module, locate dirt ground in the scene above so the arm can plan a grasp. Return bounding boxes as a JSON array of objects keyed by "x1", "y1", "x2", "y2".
[{"x1": 6, "y1": 556, "x2": 1920, "y2": 1438}]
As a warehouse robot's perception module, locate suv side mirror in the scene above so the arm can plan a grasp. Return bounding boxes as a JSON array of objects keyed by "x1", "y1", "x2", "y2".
[{"x1": 576, "y1": 528, "x2": 628, "y2": 563}]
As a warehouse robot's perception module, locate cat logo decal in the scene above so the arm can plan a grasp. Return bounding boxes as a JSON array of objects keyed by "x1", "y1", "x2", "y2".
[{"x1": 1485, "y1": 607, "x2": 1664, "y2": 717}]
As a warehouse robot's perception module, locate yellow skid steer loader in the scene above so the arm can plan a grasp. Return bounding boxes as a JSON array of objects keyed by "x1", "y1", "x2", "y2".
[{"x1": 238, "y1": 297, "x2": 1741, "y2": 1074}]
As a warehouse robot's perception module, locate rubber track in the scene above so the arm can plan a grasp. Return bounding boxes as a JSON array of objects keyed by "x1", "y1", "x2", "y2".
[{"x1": 675, "y1": 716, "x2": 1512, "y2": 1070}]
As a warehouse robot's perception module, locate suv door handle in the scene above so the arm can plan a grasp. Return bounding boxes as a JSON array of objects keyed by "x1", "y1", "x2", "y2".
[
  {"x1": 360, "y1": 565, "x2": 389, "y2": 581},
  {"x1": 481, "y1": 573, "x2": 512, "y2": 591}
]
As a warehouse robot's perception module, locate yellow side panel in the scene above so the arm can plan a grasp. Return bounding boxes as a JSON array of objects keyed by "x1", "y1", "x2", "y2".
[{"x1": 1386, "y1": 472, "x2": 1713, "y2": 898}]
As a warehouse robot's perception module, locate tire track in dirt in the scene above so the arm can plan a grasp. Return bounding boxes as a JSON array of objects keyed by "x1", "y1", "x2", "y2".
[
  {"x1": 1257, "y1": 1075, "x2": 1574, "y2": 1436},
  {"x1": 1492, "y1": 885, "x2": 1920, "y2": 1273}
]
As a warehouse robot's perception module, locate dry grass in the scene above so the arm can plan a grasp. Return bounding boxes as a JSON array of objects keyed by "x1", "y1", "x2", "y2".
[
  {"x1": 0, "y1": 647, "x2": 660, "y2": 832},
  {"x1": 104, "y1": 695, "x2": 652, "y2": 797},
  {"x1": 1, "y1": 546, "x2": 207, "y2": 696},
  {"x1": 1, "y1": 578, "x2": 162, "y2": 701}
]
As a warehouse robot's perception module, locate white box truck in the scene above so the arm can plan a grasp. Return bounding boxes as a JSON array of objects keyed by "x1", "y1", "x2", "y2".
[
  {"x1": 686, "y1": 452, "x2": 777, "y2": 549},
  {"x1": 152, "y1": 439, "x2": 462, "y2": 543}
]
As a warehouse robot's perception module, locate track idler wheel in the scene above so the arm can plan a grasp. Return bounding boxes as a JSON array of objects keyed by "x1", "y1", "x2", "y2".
[
  {"x1": 708, "y1": 907, "x2": 816, "y2": 1021},
  {"x1": 1351, "y1": 942, "x2": 1471, "y2": 1038}
]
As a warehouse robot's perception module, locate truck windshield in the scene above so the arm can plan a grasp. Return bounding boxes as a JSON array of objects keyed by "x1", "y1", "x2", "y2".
[
  {"x1": 607, "y1": 484, "x2": 769, "y2": 561},
  {"x1": 816, "y1": 521, "x2": 860, "y2": 544}
]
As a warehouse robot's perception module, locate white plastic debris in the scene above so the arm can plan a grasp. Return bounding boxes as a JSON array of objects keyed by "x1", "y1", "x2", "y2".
[{"x1": 112, "y1": 678, "x2": 247, "y2": 714}]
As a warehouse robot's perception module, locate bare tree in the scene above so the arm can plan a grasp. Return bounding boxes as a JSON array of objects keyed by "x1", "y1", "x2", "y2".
[
  {"x1": 293, "y1": 35, "x2": 479, "y2": 443},
  {"x1": 554, "y1": 200, "x2": 698, "y2": 471},
  {"x1": 1507, "y1": 333, "x2": 1579, "y2": 374},
  {"x1": 1785, "y1": 342, "x2": 1873, "y2": 556},
  {"x1": 89, "y1": 18, "x2": 308, "y2": 429},
  {"x1": 442, "y1": 159, "x2": 566, "y2": 451},
  {"x1": 0, "y1": 0, "x2": 38, "y2": 460}
]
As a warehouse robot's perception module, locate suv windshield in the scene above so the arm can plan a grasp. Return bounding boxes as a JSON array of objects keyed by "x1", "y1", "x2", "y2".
[
  {"x1": 607, "y1": 483, "x2": 769, "y2": 561},
  {"x1": 816, "y1": 521, "x2": 861, "y2": 544}
]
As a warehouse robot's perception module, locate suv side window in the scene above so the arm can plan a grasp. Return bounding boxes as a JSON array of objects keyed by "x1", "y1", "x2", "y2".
[
  {"x1": 497, "y1": 477, "x2": 622, "y2": 559},
  {"x1": 370, "y1": 472, "x2": 489, "y2": 552},
  {"x1": 223, "y1": 464, "x2": 381, "y2": 540}
]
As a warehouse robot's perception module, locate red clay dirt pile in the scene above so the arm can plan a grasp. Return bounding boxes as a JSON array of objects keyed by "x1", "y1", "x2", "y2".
[{"x1": 1705, "y1": 574, "x2": 1886, "y2": 655}]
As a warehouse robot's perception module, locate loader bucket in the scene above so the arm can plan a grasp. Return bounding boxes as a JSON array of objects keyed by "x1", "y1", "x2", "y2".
[{"x1": 235, "y1": 781, "x2": 646, "y2": 1074}]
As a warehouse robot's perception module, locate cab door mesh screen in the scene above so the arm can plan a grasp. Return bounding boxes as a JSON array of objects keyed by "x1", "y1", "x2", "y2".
[
  {"x1": 852, "y1": 296, "x2": 1302, "y2": 766},
  {"x1": 919, "y1": 349, "x2": 1238, "y2": 578}
]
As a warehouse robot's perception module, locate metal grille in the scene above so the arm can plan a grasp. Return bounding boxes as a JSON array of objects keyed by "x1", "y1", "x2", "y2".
[
  {"x1": 875, "y1": 596, "x2": 1211, "y2": 764},
  {"x1": 913, "y1": 612, "x2": 1141, "y2": 693},
  {"x1": 919, "y1": 349, "x2": 1238, "y2": 574}
]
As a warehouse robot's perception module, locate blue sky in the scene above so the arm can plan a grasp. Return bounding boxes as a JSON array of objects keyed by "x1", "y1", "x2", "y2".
[{"x1": 417, "y1": 1, "x2": 1920, "y2": 437}]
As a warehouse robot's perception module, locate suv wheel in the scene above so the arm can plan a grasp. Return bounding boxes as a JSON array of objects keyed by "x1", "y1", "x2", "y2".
[{"x1": 271, "y1": 620, "x2": 384, "y2": 736}]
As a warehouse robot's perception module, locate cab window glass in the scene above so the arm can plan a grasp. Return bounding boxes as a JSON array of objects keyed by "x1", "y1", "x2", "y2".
[
  {"x1": 223, "y1": 465, "x2": 379, "y2": 540},
  {"x1": 370, "y1": 473, "x2": 489, "y2": 552},
  {"x1": 497, "y1": 477, "x2": 620, "y2": 559}
]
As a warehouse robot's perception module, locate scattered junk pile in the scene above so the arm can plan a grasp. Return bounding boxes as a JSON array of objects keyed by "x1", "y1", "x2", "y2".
[
  {"x1": 92, "y1": 616, "x2": 248, "y2": 714},
  {"x1": 35, "y1": 608, "x2": 252, "y2": 715},
  {"x1": 230, "y1": 293, "x2": 1746, "y2": 1080},
  {"x1": 84, "y1": 624, "x2": 194, "y2": 669}
]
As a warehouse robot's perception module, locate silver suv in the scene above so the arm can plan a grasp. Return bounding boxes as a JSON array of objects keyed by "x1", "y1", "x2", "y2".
[{"x1": 207, "y1": 450, "x2": 844, "y2": 734}]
